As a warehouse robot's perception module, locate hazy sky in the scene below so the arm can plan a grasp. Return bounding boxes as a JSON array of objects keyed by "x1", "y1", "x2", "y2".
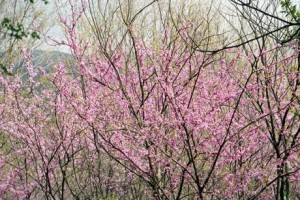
[
  {"x1": 39, "y1": 0, "x2": 300, "y2": 53},
  {"x1": 294, "y1": 0, "x2": 300, "y2": 5}
]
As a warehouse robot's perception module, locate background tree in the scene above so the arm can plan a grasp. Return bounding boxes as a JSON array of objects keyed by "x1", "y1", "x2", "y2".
[{"x1": 0, "y1": 0, "x2": 49, "y2": 75}]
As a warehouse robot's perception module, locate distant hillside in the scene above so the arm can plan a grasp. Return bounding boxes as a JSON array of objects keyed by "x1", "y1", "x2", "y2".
[
  {"x1": 0, "y1": 50, "x2": 74, "y2": 80},
  {"x1": 32, "y1": 50, "x2": 73, "y2": 67},
  {"x1": 14, "y1": 50, "x2": 74, "y2": 72},
  {"x1": 1, "y1": 50, "x2": 73, "y2": 69}
]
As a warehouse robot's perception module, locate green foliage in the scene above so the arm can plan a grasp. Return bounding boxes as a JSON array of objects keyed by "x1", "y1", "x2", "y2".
[
  {"x1": 2, "y1": 18, "x2": 28, "y2": 40},
  {"x1": 280, "y1": 0, "x2": 300, "y2": 21},
  {"x1": 280, "y1": 0, "x2": 300, "y2": 44},
  {"x1": 0, "y1": 63, "x2": 13, "y2": 76},
  {"x1": 0, "y1": 131, "x2": 8, "y2": 151},
  {"x1": 31, "y1": 31, "x2": 40, "y2": 39},
  {"x1": 1, "y1": 18, "x2": 41, "y2": 40}
]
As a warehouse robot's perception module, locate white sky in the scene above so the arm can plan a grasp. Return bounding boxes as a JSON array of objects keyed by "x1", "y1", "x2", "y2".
[
  {"x1": 38, "y1": 0, "x2": 300, "y2": 53},
  {"x1": 294, "y1": 0, "x2": 300, "y2": 5}
]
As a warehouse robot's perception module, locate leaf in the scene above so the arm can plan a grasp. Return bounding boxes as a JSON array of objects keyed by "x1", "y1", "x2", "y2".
[
  {"x1": 1, "y1": 18, "x2": 10, "y2": 27},
  {"x1": 0, "y1": 63, "x2": 13, "y2": 76},
  {"x1": 31, "y1": 31, "x2": 40, "y2": 39}
]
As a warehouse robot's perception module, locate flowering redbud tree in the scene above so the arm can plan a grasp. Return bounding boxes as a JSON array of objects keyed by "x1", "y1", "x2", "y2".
[{"x1": 0, "y1": 1, "x2": 299, "y2": 200}]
